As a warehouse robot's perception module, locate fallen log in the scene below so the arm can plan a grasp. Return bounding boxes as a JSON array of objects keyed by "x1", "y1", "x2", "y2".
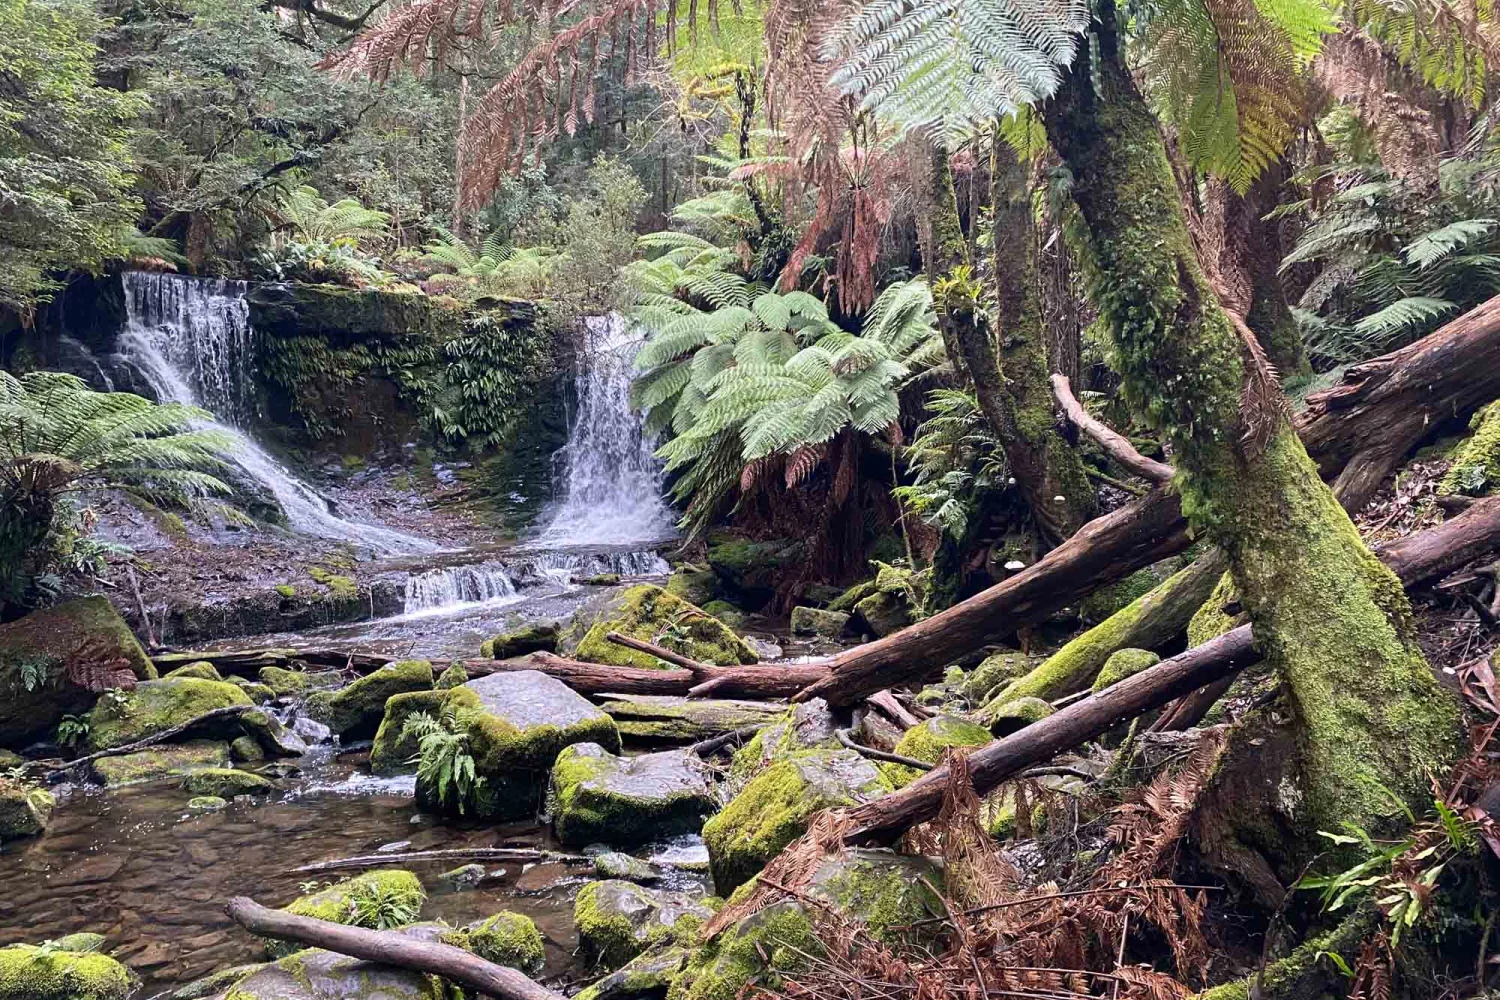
[
  {"x1": 291, "y1": 848, "x2": 586, "y2": 874},
  {"x1": 840, "y1": 626, "x2": 1260, "y2": 845},
  {"x1": 524, "y1": 652, "x2": 828, "y2": 700},
  {"x1": 46, "y1": 705, "x2": 262, "y2": 780},
  {"x1": 866, "y1": 690, "x2": 922, "y2": 730},
  {"x1": 1051, "y1": 374, "x2": 1176, "y2": 483},
  {"x1": 225, "y1": 896, "x2": 564, "y2": 1000},
  {"x1": 688, "y1": 725, "x2": 766, "y2": 757},
  {"x1": 1374, "y1": 494, "x2": 1500, "y2": 585}
]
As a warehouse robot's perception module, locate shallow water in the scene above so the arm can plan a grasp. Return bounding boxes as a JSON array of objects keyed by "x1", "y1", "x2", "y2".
[{"x1": 0, "y1": 748, "x2": 709, "y2": 996}]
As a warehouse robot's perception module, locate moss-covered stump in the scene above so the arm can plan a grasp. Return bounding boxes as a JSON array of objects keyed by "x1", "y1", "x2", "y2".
[
  {"x1": 665, "y1": 568, "x2": 719, "y2": 608},
  {"x1": 85, "y1": 678, "x2": 252, "y2": 751},
  {"x1": 575, "y1": 880, "x2": 714, "y2": 970},
  {"x1": 0, "y1": 596, "x2": 157, "y2": 749},
  {"x1": 594, "y1": 695, "x2": 784, "y2": 744},
  {"x1": 962, "y1": 649, "x2": 1040, "y2": 703},
  {"x1": 704, "y1": 749, "x2": 893, "y2": 894},
  {"x1": 575, "y1": 945, "x2": 689, "y2": 1000},
  {"x1": 264, "y1": 870, "x2": 426, "y2": 959},
  {"x1": 727, "y1": 700, "x2": 840, "y2": 782},
  {"x1": 163, "y1": 661, "x2": 223, "y2": 681},
  {"x1": 789, "y1": 607, "x2": 850, "y2": 638},
  {"x1": 442, "y1": 911, "x2": 544, "y2": 975},
  {"x1": 416, "y1": 670, "x2": 621, "y2": 820},
  {"x1": 551, "y1": 743, "x2": 717, "y2": 847},
  {"x1": 303, "y1": 660, "x2": 434, "y2": 740},
  {"x1": 883, "y1": 715, "x2": 990, "y2": 788},
  {"x1": 91, "y1": 740, "x2": 230, "y2": 786},
  {"x1": 0, "y1": 943, "x2": 134, "y2": 1000},
  {"x1": 1440, "y1": 399, "x2": 1500, "y2": 495},
  {"x1": 182, "y1": 767, "x2": 273, "y2": 798},
  {"x1": 1092, "y1": 648, "x2": 1160, "y2": 691},
  {"x1": 988, "y1": 696, "x2": 1055, "y2": 737},
  {"x1": 567, "y1": 586, "x2": 757, "y2": 669},
  {"x1": 230, "y1": 923, "x2": 451, "y2": 999},
  {"x1": 0, "y1": 779, "x2": 53, "y2": 841},
  {"x1": 479, "y1": 623, "x2": 559, "y2": 659},
  {"x1": 369, "y1": 689, "x2": 452, "y2": 775}
]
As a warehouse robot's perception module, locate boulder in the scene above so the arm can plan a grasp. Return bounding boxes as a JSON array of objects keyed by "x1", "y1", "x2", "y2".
[
  {"x1": 963, "y1": 649, "x2": 1041, "y2": 703},
  {"x1": 705, "y1": 538, "x2": 800, "y2": 606},
  {"x1": 1093, "y1": 647, "x2": 1162, "y2": 691},
  {"x1": 265, "y1": 870, "x2": 425, "y2": 959},
  {"x1": 182, "y1": 768, "x2": 274, "y2": 798},
  {"x1": 90, "y1": 740, "x2": 231, "y2": 786},
  {"x1": 0, "y1": 943, "x2": 133, "y2": 1000},
  {"x1": 575, "y1": 946, "x2": 688, "y2": 1000},
  {"x1": 883, "y1": 715, "x2": 991, "y2": 788},
  {"x1": 479, "y1": 623, "x2": 559, "y2": 660},
  {"x1": 574, "y1": 880, "x2": 714, "y2": 969},
  {"x1": 85, "y1": 678, "x2": 251, "y2": 751},
  {"x1": 988, "y1": 696, "x2": 1055, "y2": 736},
  {"x1": 164, "y1": 661, "x2": 223, "y2": 681},
  {"x1": 847, "y1": 562, "x2": 926, "y2": 638},
  {"x1": 0, "y1": 779, "x2": 53, "y2": 840},
  {"x1": 789, "y1": 607, "x2": 850, "y2": 638},
  {"x1": 564, "y1": 585, "x2": 757, "y2": 669},
  {"x1": 303, "y1": 661, "x2": 434, "y2": 739},
  {"x1": 699, "y1": 601, "x2": 745, "y2": 629},
  {"x1": 230, "y1": 678, "x2": 278, "y2": 703},
  {"x1": 0, "y1": 749, "x2": 21, "y2": 769},
  {"x1": 826, "y1": 579, "x2": 877, "y2": 613},
  {"x1": 435, "y1": 664, "x2": 467, "y2": 689},
  {"x1": 703, "y1": 750, "x2": 892, "y2": 894},
  {"x1": 851, "y1": 591, "x2": 910, "y2": 637},
  {"x1": 727, "y1": 700, "x2": 839, "y2": 781},
  {"x1": 664, "y1": 569, "x2": 718, "y2": 607},
  {"x1": 230, "y1": 735, "x2": 266, "y2": 763},
  {"x1": 258, "y1": 666, "x2": 311, "y2": 697},
  {"x1": 369, "y1": 689, "x2": 451, "y2": 775},
  {"x1": 551, "y1": 743, "x2": 717, "y2": 847},
  {"x1": 169, "y1": 963, "x2": 265, "y2": 999},
  {"x1": 240, "y1": 709, "x2": 308, "y2": 757},
  {"x1": 0, "y1": 596, "x2": 156, "y2": 749},
  {"x1": 594, "y1": 695, "x2": 784, "y2": 744},
  {"x1": 187, "y1": 795, "x2": 228, "y2": 812},
  {"x1": 228, "y1": 923, "x2": 449, "y2": 999},
  {"x1": 442, "y1": 911, "x2": 544, "y2": 975},
  {"x1": 593, "y1": 852, "x2": 659, "y2": 882},
  {"x1": 291, "y1": 715, "x2": 332, "y2": 745}
]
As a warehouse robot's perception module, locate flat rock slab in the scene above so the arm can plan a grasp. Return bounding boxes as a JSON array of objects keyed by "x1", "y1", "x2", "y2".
[
  {"x1": 552, "y1": 743, "x2": 717, "y2": 847},
  {"x1": 466, "y1": 670, "x2": 613, "y2": 732},
  {"x1": 594, "y1": 695, "x2": 784, "y2": 743}
]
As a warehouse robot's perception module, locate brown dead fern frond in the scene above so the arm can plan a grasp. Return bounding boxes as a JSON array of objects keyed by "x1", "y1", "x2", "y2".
[
  {"x1": 67, "y1": 638, "x2": 138, "y2": 693},
  {"x1": 700, "y1": 808, "x2": 855, "y2": 940}
]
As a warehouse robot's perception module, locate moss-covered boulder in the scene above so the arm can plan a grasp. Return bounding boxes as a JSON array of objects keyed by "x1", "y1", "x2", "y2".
[
  {"x1": 704, "y1": 749, "x2": 893, "y2": 894},
  {"x1": 86, "y1": 678, "x2": 252, "y2": 751},
  {"x1": 727, "y1": 700, "x2": 839, "y2": 781},
  {"x1": 851, "y1": 591, "x2": 909, "y2": 637},
  {"x1": 988, "y1": 696, "x2": 1055, "y2": 736},
  {"x1": 595, "y1": 695, "x2": 784, "y2": 744},
  {"x1": 568, "y1": 586, "x2": 757, "y2": 669},
  {"x1": 479, "y1": 623, "x2": 559, "y2": 659},
  {"x1": 575, "y1": 880, "x2": 714, "y2": 969},
  {"x1": 303, "y1": 660, "x2": 434, "y2": 739},
  {"x1": 258, "y1": 666, "x2": 311, "y2": 697},
  {"x1": 0, "y1": 779, "x2": 53, "y2": 841},
  {"x1": 883, "y1": 715, "x2": 990, "y2": 788},
  {"x1": 699, "y1": 601, "x2": 745, "y2": 629},
  {"x1": 575, "y1": 945, "x2": 688, "y2": 1000},
  {"x1": 551, "y1": 743, "x2": 717, "y2": 847},
  {"x1": 230, "y1": 678, "x2": 277, "y2": 704},
  {"x1": 789, "y1": 607, "x2": 850, "y2": 638},
  {"x1": 0, "y1": 596, "x2": 156, "y2": 749},
  {"x1": 265, "y1": 870, "x2": 426, "y2": 959},
  {"x1": 182, "y1": 767, "x2": 274, "y2": 798},
  {"x1": 169, "y1": 963, "x2": 265, "y2": 1000},
  {"x1": 230, "y1": 735, "x2": 266, "y2": 763},
  {"x1": 416, "y1": 670, "x2": 621, "y2": 820},
  {"x1": 963, "y1": 650, "x2": 1040, "y2": 703},
  {"x1": 0, "y1": 943, "x2": 133, "y2": 1000},
  {"x1": 188, "y1": 795, "x2": 228, "y2": 812},
  {"x1": 1092, "y1": 648, "x2": 1161, "y2": 691},
  {"x1": 229, "y1": 923, "x2": 451, "y2": 999},
  {"x1": 1441, "y1": 399, "x2": 1500, "y2": 495},
  {"x1": 163, "y1": 661, "x2": 222, "y2": 681},
  {"x1": 90, "y1": 740, "x2": 230, "y2": 786},
  {"x1": 0, "y1": 749, "x2": 21, "y2": 770},
  {"x1": 369, "y1": 689, "x2": 451, "y2": 775},
  {"x1": 665, "y1": 569, "x2": 719, "y2": 607},
  {"x1": 435, "y1": 664, "x2": 468, "y2": 689},
  {"x1": 827, "y1": 579, "x2": 878, "y2": 614},
  {"x1": 442, "y1": 911, "x2": 544, "y2": 975}
]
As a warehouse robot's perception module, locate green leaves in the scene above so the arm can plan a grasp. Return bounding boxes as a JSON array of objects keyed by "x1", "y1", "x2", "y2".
[{"x1": 403, "y1": 711, "x2": 484, "y2": 815}]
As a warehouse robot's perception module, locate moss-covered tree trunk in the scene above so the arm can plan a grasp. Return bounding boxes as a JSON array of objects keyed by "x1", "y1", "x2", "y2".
[{"x1": 1040, "y1": 7, "x2": 1459, "y2": 842}]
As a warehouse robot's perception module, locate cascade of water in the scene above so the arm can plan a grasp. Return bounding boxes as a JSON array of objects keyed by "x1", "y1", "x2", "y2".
[
  {"x1": 117, "y1": 272, "x2": 438, "y2": 555},
  {"x1": 535, "y1": 314, "x2": 677, "y2": 547},
  {"x1": 402, "y1": 562, "x2": 519, "y2": 614}
]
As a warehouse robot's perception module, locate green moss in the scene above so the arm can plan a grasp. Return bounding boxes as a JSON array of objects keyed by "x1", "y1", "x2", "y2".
[
  {"x1": 1079, "y1": 565, "x2": 1167, "y2": 625},
  {"x1": 1439, "y1": 400, "x2": 1500, "y2": 495},
  {"x1": 479, "y1": 623, "x2": 558, "y2": 660},
  {"x1": 86, "y1": 678, "x2": 251, "y2": 751},
  {"x1": 550, "y1": 743, "x2": 715, "y2": 846},
  {"x1": 370, "y1": 689, "x2": 454, "y2": 775},
  {"x1": 587, "y1": 573, "x2": 622, "y2": 586},
  {"x1": 0, "y1": 944, "x2": 133, "y2": 1000},
  {"x1": 90, "y1": 740, "x2": 230, "y2": 786},
  {"x1": 307, "y1": 660, "x2": 435, "y2": 739},
  {"x1": 164, "y1": 661, "x2": 223, "y2": 682},
  {"x1": 574, "y1": 946, "x2": 689, "y2": 1000},
  {"x1": 182, "y1": 767, "x2": 273, "y2": 797},
  {"x1": 435, "y1": 664, "x2": 468, "y2": 689},
  {"x1": 308, "y1": 567, "x2": 358, "y2": 600},
  {"x1": 274, "y1": 584, "x2": 297, "y2": 599},
  {"x1": 574, "y1": 881, "x2": 711, "y2": 970},
  {"x1": 187, "y1": 795, "x2": 228, "y2": 812},
  {"x1": 883, "y1": 715, "x2": 990, "y2": 788},
  {"x1": 726, "y1": 703, "x2": 839, "y2": 781},
  {"x1": 442, "y1": 911, "x2": 544, "y2": 975},
  {"x1": 963, "y1": 650, "x2": 1038, "y2": 702},
  {"x1": 573, "y1": 585, "x2": 757, "y2": 669},
  {"x1": 667, "y1": 901, "x2": 820, "y2": 1000},
  {"x1": 270, "y1": 870, "x2": 425, "y2": 958},
  {"x1": 700, "y1": 601, "x2": 745, "y2": 629},
  {"x1": 229, "y1": 678, "x2": 276, "y2": 704},
  {"x1": 665, "y1": 568, "x2": 719, "y2": 607},
  {"x1": 230, "y1": 735, "x2": 266, "y2": 762},
  {"x1": 1187, "y1": 572, "x2": 1242, "y2": 647},
  {"x1": 1197, "y1": 909, "x2": 1374, "y2": 1000},
  {"x1": 169, "y1": 962, "x2": 265, "y2": 999},
  {"x1": 789, "y1": 607, "x2": 850, "y2": 638},
  {"x1": 0, "y1": 779, "x2": 53, "y2": 840},
  {"x1": 851, "y1": 590, "x2": 911, "y2": 637},
  {"x1": 827, "y1": 579, "x2": 877, "y2": 614},
  {"x1": 1092, "y1": 648, "x2": 1160, "y2": 691},
  {"x1": 258, "y1": 666, "x2": 310, "y2": 697},
  {"x1": 596, "y1": 695, "x2": 782, "y2": 743},
  {"x1": 988, "y1": 697, "x2": 1054, "y2": 736}
]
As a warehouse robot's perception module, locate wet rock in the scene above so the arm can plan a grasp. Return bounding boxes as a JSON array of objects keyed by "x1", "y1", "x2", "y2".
[
  {"x1": 369, "y1": 689, "x2": 451, "y2": 775},
  {"x1": 704, "y1": 750, "x2": 892, "y2": 894},
  {"x1": 705, "y1": 538, "x2": 801, "y2": 608},
  {"x1": 186, "y1": 795, "x2": 228, "y2": 813},
  {"x1": 789, "y1": 607, "x2": 850, "y2": 638},
  {"x1": 230, "y1": 678, "x2": 278, "y2": 704},
  {"x1": 699, "y1": 601, "x2": 745, "y2": 629},
  {"x1": 53, "y1": 854, "x2": 128, "y2": 885},
  {"x1": 442, "y1": 911, "x2": 544, "y2": 975},
  {"x1": 290, "y1": 715, "x2": 331, "y2": 745},
  {"x1": 882, "y1": 715, "x2": 990, "y2": 788},
  {"x1": 439, "y1": 863, "x2": 487, "y2": 886},
  {"x1": 563, "y1": 585, "x2": 757, "y2": 669},
  {"x1": 170, "y1": 963, "x2": 265, "y2": 999},
  {"x1": 851, "y1": 591, "x2": 910, "y2": 637},
  {"x1": 0, "y1": 779, "x2": 53, "y2": 841},
  {"x1": 594, "y1": 852, "x2": 659, "y2": 882},
  {"x1": 230, "y1": 735, "x2": 265, "y2": 763},
  {"x1": 182, "y1": 768, "x2": 273, "y2": 798},
  {"x1": 377, "y1": 840, "x2": 411, "y2": 853},
  {"x1": 588, "y1": 573, "x2": 622, "y2": 586},
  {"x1": 91, "y1": 740, "x2": 231, "y2": 786},
  {"x1": 847, "y1": 562, "x2": 926, "y2": 638},
  {"x1": 164, "y1": 661, "x2": 223, "y2": 681},
  {"x1": 741, "y1": 637, "x2": 781, "y2": 660},
  {"x1": 575, "y1": 945, "x2": 688, "y2": 1000},
  {"x1": 228, "y1": 923, "x2": 449, "y2": 999},
  {"x1": 303, "y1": 661, "x2": 434, "y2": 740},
  {"x1": 595, "y1": 695, "x2": 783, "y2": 744},
  {"x1": 265, "y1": 870, "x2": 426, "y2": 959},
  {"x1": 258, "y1": 666, "x2": 311, "y2": 697},
  {"x1": 434, "y1": 664, "x2": 467, "y2": 689},
  {"x1": 0, "y1": 942, "x2": 133, "y2": 1000},
  {"x1": 551, "y1": 743, "x2": 717, "y2": 847},
  {"x1": 664, "y1": 569, "x2": 718, "y2": 607},
  {"x1": 50, "y1": 934, "x2": 105, "y2": 953},
  {"x1": 963, "y1": 649, "x2": 1041, "y2": 703},
  {"x1": 479, "y1": 623, "x2": 559, "y2": 659},
  {"x1": 239, "y1": 710, "x2": 308, "y2": 757},
  {"x1": 0, "y1": 596, "x2": 157, "y2": 749},
  {"x1": 728, "y1": 699, "x2": 839, "y2": 781},
  {"x1": 1092, "y1": 647, "x2": 1161, "y2": 692},
  {"x1": 85, "y1": 678, "x2": 252, "y2": 751},
  {"x1": 575, "y1": 880, "x2": 714, "y2": 969},
  {"x1": 988, "y1": 696, "x2": 1055, "y2": 737}
]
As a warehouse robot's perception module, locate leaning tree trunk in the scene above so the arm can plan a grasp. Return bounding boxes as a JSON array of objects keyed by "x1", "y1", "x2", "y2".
[{"x1": 1040, "y1": 7, "x2": 1460, "y2": 840}]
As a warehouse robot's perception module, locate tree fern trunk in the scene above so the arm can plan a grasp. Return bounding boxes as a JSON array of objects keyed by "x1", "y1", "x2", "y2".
[{"x1": 1041, "y1": 5, "x2": 1459, "y2": 852}]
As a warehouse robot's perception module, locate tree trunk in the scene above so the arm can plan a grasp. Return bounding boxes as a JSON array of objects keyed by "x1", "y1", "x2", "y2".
[{"x1": 1040, "y1": 5, "x2": 1460, "y2": 836}]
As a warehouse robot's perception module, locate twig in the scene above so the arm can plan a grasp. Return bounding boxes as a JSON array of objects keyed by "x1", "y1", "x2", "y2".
[
  {"x1": 835, "y1": 728, "x2": 934, "y2": 770},
  {"x1": 688, "y1": 725, "x2": 766, "y2": 757},
  {"x1": 126, "y1": 563, "x2": 158, "y2": 648},
  {"x1": 605, "y1": 631, "x2": 713, "y2": 674},
  {"x1": 1460, "y1": 589, "x2": 1500, "y2": 628},
  {"x1": 1052, "y1": 374, "x2": 1175, "y2": 483},
  {"x1": 290, "y1": 847, "x2": 587, "y2": 873},
  {"x1": 45, "y1": 705, "x2": 261, "y2": 779}
]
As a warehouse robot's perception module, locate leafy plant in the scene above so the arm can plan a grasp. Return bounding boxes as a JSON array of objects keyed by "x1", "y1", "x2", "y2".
[
  {"x1": 15, "y1": 656, "x2": 50, "y2": 693},
  {"x1": 345, "y1": 878, "x2": 425, "y2": 930},
  {"x1": 56, "y1": 715, "x2": 90, "y2": 748},
  {"x1": 892, "y1": 388, "x2": 1007, "y2": 538},
  {"x1": 402, "y1": 711, "x2": 484, "y2": 815}
]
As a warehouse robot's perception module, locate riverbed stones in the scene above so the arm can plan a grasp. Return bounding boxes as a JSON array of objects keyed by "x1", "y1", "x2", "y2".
[
  {"x1": 789, "y1": 607, "x2": 850, "y2": 638},
  {"x1": 479, "y1": 622, "x2": 559, "y2": 659},
  {"x1": 550, "y1": 743, "x2": 717, "y2": 847},
  {"x1": 574, "y1": 880, "x2": 715, "y2": 969},
  {"x1": 442, "y1": 911, "x2": 544, "y2": 975},
  {"x1": 0, "y1": 942, "x2": 134, "y2": 1000},
  {"x1": 228, "y1": 923, "x2": 449, "y2": 999},
  {"x1": 187, "y1": 795, "x2": 228, "y2": 812},
  {"x1": 703, "y1": 749, "x2": 893, "y2": 894},
  {"x1": 182, "y1": 767, "x2": 273, "y2": 798},
  {"x1": 90, "y1": 740, "x2": 231, "y2": 786},
  {"x1": 593, "y1": 852, "x2": 659, "y2": 882},
  {"x1": 0, "y1": 778, "x2": 53, "y2": 840},
  {"x1": 595, "y1": 695, "x2": 784, "y2": 743},
  {"x1": 883, "y1": 714, "x2": 991, "y2": 788},
  {"x1": 565, "y1": 585, "x2": 758, "y2": 668},
  {"x1": 265, "y1": 870, "x2": 426, "y2": 959},
  {"x1": 303, "y1": 660, "x2": 434, "y2": 739},
  {"x1": 0, "y1": 596, "x2": 157, "y2": 749},
  {"x1": 85, "y1": 677, "x2": 253, "y2": 751}
]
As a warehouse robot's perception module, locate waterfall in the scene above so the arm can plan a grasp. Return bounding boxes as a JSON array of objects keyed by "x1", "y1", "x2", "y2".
[
  {"x1": 117, "y1": 272, "x2": 438, "y2": 555},
  {"x1": 398, "y1": 547, "x2": 669, "y2": 615},
  {"x1": 402, "y1": 562, "x2": 519, "y2": 614},
  {"x1": 536, "y1": 314, "x2": 677, "y2": 547}
]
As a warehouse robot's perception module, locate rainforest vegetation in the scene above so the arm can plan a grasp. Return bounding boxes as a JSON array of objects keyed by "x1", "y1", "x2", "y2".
[{"x1": 4, "y1": 0, "x2": 1500, "y2": 1000}]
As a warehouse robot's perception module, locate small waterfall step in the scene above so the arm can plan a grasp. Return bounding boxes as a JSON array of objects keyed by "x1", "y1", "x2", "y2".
[{"x1": 397, "y1": 546, "x2": 671, "y2": 615}]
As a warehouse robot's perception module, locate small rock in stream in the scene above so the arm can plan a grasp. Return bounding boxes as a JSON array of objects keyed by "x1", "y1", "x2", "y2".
[{"x1": 376, "y1": 840, "x2": 412, "y2": 853}]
